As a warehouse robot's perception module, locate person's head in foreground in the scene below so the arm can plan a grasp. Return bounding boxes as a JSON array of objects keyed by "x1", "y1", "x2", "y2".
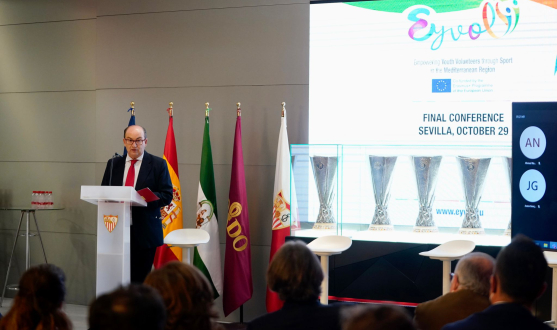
[
  {"x1": 88, "y1": 284, "x2": 166, "y2": 330},
  {"x1": 144, "y1": 261, "x2": 220, "y2": 330},
  {"x1": 490, "y1": 234, "x2": 548, "y2": 308},
  {"x1": 342, "y1": 305, "x2": 416, "y2": 330},
  {"x1": 0, "y1": 264, "x2": 71, "y2": 330},
  {"x1": 450, "y1": 252, "x2": 495, "y2": 296},
  {"x1": 267, "y1": 240, "x2": 324, "y2": 302}
]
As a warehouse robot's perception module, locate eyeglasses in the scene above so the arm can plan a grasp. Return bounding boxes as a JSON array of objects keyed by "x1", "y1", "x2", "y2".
[{"x1": 125, "y1": 139, "x2": 145, "y2": 145}]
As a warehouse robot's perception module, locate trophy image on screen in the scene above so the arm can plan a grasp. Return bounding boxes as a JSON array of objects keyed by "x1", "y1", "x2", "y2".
[
  {"x1": 457, "y1": 156, "x2": 491, "y2": 235},
  {"x1": 368, "y1": 156, "x2": 397, "y2": 231},
  {"x1": 412, "y1": 156, "x2": 442, "y2": 233},
  {"x1": 310, "y1": 156, "x2": 338, "y2": 230},
  {"x1": 503, "y1": 157, "x2": 512, "y2": 236}
]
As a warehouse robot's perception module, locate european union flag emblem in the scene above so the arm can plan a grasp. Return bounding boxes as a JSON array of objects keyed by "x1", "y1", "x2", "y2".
[{"x1": 432, "y1": 79, "x2": 451, "y2": 93}]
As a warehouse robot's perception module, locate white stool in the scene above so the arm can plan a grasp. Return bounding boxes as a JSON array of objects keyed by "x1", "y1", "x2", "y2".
[
  {"x1": 544, "y1": 251, "x2": 557, "y2": 325},
  {"x1": 307, "y1": 235, "x2": 352, "y2": 305},
  {"x1": 419, "y1": 240, "x2": 475, "y2": 295},
  {"x1": 164, "y1": 229, "x2": 210, "y2": 264}
]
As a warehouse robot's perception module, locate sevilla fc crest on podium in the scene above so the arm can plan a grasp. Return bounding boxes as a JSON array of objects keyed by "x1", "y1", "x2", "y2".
[{"x1": 103, "y1": 215, "x2": 118, "y2": 233}]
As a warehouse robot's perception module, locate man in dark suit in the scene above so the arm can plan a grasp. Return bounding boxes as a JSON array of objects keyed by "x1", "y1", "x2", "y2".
[
  {"x1": 414, "y1": 252, "x2": 494, "y2": 330},
  {"x1": 442, "y1": 235, "x2": 551, "y2": 330},
  {"x1": 101, "y1": 125, "x2": 173, "y2": 283}
]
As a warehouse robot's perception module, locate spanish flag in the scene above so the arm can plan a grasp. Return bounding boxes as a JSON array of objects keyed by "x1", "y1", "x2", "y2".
[{"x1": 154, "y1": 104, "x2": 182, "y2": 267}]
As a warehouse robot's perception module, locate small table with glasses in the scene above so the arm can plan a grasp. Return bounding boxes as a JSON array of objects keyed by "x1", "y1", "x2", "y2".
[{"x1": 0, "y1": 207, "x2": 64, "y2": 307}]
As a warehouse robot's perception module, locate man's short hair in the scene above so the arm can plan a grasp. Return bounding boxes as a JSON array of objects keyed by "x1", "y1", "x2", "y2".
[
  {"x1": 124, "y1": 125, "x2": 147, "y2": 139},
  {"x1": 495, "y1": 234, "x2": 548, "y2": 305},
  {"x1": 454, "y1": 252, "x2": 495, "y2": 297},
  {"x1": 342, "y1": 305, "x2": 416, "y2": 330},
  {"x1": 89, "y1": 284, "x2": 166, "y2": 330},
  {"x1": 267, "y1": 240, "x2": 323, "y2": 302}
]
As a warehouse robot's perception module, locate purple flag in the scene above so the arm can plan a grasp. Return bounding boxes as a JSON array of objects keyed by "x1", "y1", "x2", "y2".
[{"x1": 223, "y1": 112, "x2": 253, "y2": 316}]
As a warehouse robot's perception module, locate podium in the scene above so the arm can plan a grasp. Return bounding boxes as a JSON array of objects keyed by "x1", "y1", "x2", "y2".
[{"x1": 81, "y1": 186, "x2": 147, "y2": 296}]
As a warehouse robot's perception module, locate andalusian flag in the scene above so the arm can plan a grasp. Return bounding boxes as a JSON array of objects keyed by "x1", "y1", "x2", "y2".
[
  {"x1": 154, "y1": 104, "x2": 182, "y2": 267},
  {"x1": 193, "y1": 106, "x2": 223, "y2": 298},
  {"x1": 123, "y1": 103, "x2": 136, "y2": 157},
  {"x1": 266, "y1": 103, "x2": 299, "y2": 312}
]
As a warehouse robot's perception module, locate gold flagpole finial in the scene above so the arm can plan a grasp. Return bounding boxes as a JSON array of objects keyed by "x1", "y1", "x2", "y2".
[
  {"x1": 205, "y1": 102, "x2": 210, "y2": 117},
  {"x1": 168, "y1": 102, "x2": 173, "y2": 117},
  {"x1": 130, "y1": 101, "x2": 135, "y2": 116},
  {"x1": 237, "y1": 102, "x2": 241, "y2": 117},
  {"x1": 281, "y1": 102, "x2": 286, "y2": 118}
]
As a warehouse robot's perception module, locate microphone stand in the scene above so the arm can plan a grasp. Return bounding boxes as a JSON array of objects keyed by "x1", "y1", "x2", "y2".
[{"x1": 109, "y1": 153, "x2": 122, "y2": 186}]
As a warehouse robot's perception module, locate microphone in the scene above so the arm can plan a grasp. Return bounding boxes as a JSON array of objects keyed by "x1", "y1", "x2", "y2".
[{"x1": 109, "y1": 153, "x2": 122, "y2": 186}]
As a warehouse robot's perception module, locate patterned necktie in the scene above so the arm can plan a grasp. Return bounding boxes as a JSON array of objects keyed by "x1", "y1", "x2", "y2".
[{"x1": 125, "y1": 159, "x2": 138, "y2": 187}]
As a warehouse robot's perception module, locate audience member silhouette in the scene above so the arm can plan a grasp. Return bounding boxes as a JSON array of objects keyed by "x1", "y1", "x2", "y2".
[
  {"x1": 144, "y1": 261, "x2": 221, "y2": 330},
  {"x1": 0, "y1": 264, "x2": 72, "y2": 330},
  {"x1": 442, "y1": 235, "x2": 551, "y2": 330},
  {"x1": 88, "y1": 284, "x2": 166, "y2": 330},
  {"x1": 414, "y1": 252, "x2": 494, "y2": 330},
  {"x1": 343, "y1": 305, "x2": 416, "y2": 330},
  {"x1": 248, "y1": 240, "x2": 345, "y2": 330}
]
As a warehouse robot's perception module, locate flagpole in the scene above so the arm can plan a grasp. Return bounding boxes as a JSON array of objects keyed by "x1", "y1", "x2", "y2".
[
  {"x1": 167, "y1": 102, "x2": 173, "y2": 117},
  {"x1": 237, "y1": 101, "x2": 243, "y2": 324},
  {"x1": 123, "y1": 102, "x2": 136, "y2": 157}
]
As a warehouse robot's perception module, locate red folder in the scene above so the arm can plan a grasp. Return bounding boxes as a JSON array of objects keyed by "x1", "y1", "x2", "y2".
[{"x1": 137, "y1": 188, "x2": 160, "y2": 202}]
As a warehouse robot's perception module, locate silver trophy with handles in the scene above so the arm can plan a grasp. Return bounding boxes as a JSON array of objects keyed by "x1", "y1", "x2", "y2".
[
  {"x1": 457, "y1": 156, "x2": 491, "y2": 235},
  {"x1": 412, "y1": 156, "x2": 442, "y2": 233},
  {"x1": 368, "y1": 156, "x2": 397, "y2": 231},
  {"x1": 311, "y1": 156, "x2": 338, "y2": 230}
]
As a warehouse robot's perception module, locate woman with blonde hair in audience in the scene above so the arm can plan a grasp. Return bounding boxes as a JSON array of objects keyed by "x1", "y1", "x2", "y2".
[
  {"x1": 144, "y1": 261, "x2": 221, "y2": 330},
  {"x1": 0, "y1": 264, "x2": 72, "y2": 330}
]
